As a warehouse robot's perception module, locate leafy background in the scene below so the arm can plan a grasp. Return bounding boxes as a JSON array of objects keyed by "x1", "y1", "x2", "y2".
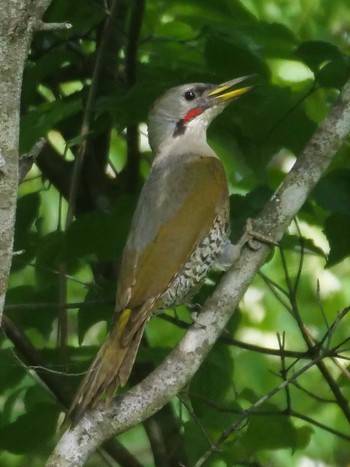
[{"x1": 1, "y1": 0, "x2": 350, "y2": 465}]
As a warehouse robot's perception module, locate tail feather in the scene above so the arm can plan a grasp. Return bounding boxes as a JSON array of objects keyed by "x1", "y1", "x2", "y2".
[
  {"x1": 67, "y1": 309, "x2": 148, "y2": 426},
  {"x1": 118, "y1": 321, "x2": 147, "y2": 385}
]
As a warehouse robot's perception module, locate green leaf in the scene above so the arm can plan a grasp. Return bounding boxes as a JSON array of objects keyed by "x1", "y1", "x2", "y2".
[
  {"x1": 23, "y1": 48, "x2": 80, "y2": 108},
  {"x1": 35, "y1": 231, "x2": 66, "y2": 288},
  {"x1": 1, "y1": 385, "x2": 27, "y2": 427},
  {"x1": 296, "y1": 41, "x2": 343, "y2": 72},
  {"x1": 24, "y1": 385, "x2": 54, "y2": 410},
  {"x1": 77, "y1": 279, "x2": 115, "y2": 343},
  {"x1": 281, "y1": 234, "x2": 327, "y2": 259},
  {"x1": 324, "y1": 214, "x2": 350, "y2": 266},
  {"x1": 220, "y1": 83, "x2": 316, "y2": 173},
  {"x1": 205, "y1": 27, "x2": 268, "y2": 77},
  {"x1": 0, "y1": 348, "x2": 26, "y2": 393},
  {"x1": 169, "y1": 0, "x2": 257, "y2": 28},
  {"x1": 45, "y1": 0, "x2": 105, "y2": 32},
  {"x1": 229, "y1": 187, "x2": 273, "y2": 241},
  {"x1": 12, "y1": 192, "x2": 41, "y2": 271},
  {"x1": 241, "y1": 415, "x2": 313, "y2": 452},
  {"x1": 313, "y1": 169, "x2": 350, "y2": 216},
  {"x1": 190, "y1": 345, "x2": 237, "y2": 430},
  {"x1": 145, "y1": 309, "x2": 188, "y2": 349},
  {"x1": 14, "y1": 192, "x2": 41, "y2": 234},
  {"x1": 156, "y1": 21, "x2": 195, "y2": 41},
  {"x1": 64, "y1": 196, "x2": 136, "y2": 262},
  {"x1": 5, "y1": 285, "x2": 57, "y2": 336},
  {"x1": 183, "y1": 418, "x2": 212, "y2": 466},
  {"x1": 265, "y1": 97, "x2": 316, "y2": 157},
  {"x1": 251, "y1": 22, "x2": 297, "y2": 59},
  {"x1": 20, "y1": 98, "x2": 82, "y2": 152},
  {"x1": 316, "y1": 58, "x2": 350, "y2": 89},
  {"x1": 0, "y1": 403, "x2": 60, "y2": 454}
]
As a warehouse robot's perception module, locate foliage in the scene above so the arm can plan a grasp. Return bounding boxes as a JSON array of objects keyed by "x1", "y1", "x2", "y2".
[{"x1": 1, "y1": 0, "x2": 350, "y2": 465}]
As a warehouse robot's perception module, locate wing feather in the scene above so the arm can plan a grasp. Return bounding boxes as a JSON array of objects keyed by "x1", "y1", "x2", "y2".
[{"x1": 117, "y1": 153, "x2": 229, "y2": 312}]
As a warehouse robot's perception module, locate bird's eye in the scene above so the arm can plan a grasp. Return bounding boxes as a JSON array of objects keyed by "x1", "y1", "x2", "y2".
[{"x1": 184, "y1": 90, "x2": 196, "y2": 101}]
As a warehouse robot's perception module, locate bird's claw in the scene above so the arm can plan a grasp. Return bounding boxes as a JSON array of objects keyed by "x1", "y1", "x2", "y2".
[
  {"x1": 242, "y1": 218, "x2": 278, "y2": 250},
  {"x1": 191, "y1": 310, "x2": 206, "y2": 329}
]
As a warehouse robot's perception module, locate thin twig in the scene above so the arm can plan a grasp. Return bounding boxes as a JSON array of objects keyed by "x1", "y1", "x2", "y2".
[
  {"x1": 277, "y1": 332, "x2": 292, "y2": 411},
  {"x1": 187, "y1": 391, "x2": 350, "y2": 442},
  {"x1": 259, "y1": 83, "x2": 317, "y2": 145},
  {"x1": 289, "y1": 409, "x2": 350, "y2": 442},
  {"x1": 34, "y1": 20, "x2": 72, "y2": 31},
  {"x1": 293, "y1": 219, "x2": 305, "y2": 296},
  {"x1": 279, "y1": 248, "x2": 350, "y2": 423},
  {"x1": 193, "y1": 354, "x2": 323, "y2": 467},
  {"x1": 258, "y1": 271, "x2": 293, "y2": 313},
  {"x1": 2, "y1": 315, "x2": 70, "y2": 406},
  {"x1": 316, "y1": 279, "x2": 330, "y2": 334},
  {"x1": 5, "y1": 299, "x2": 112, "y2": 311},
  {"x1": 158, "y1": 313, "x2": 312, "y2": 359},
  {"x1": 292, "y1": 380, "x2": 336, "y2": 404},
  {"x1": 12, "y1": 258, "x2": 91, "y2": 286},
  {"x1": 177, "y1": 393, "x2": 213, "y2": 446}
]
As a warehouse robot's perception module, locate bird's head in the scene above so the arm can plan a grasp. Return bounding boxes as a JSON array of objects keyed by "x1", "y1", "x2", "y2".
[{"x1": 148, "y1": 76, "x2": 253, "y2": 155}]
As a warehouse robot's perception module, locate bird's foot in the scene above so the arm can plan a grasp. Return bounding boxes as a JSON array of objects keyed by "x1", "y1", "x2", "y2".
[
  {"x1": 215, "y1": 219, "x2": 277, "y2": 270},
  {"x1": 214, "y1": 218, "x2": 278, "y2": 271},
  {"x1": 190, "y1": 306, "x2": 207, "y2": 329},
  {"x1": 242, "y1": 218, "x2": 279, "y2": 250}
]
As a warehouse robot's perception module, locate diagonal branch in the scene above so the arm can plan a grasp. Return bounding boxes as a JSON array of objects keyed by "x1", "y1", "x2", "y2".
[{"x1": 46, "y1": 80, "x2": 350, "y2": 467}]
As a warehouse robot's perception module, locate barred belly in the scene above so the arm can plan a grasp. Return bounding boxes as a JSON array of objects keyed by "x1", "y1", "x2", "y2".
[{"x1": 159, "y1": 211, "x2": 229, "y2": 309}]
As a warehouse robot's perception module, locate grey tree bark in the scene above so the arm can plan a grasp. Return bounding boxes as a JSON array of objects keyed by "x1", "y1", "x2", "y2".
[
  {"x1": 0, "y1": 0, "x2": 52, "y2": 324},
  {"x1": 46, "y1": 80, "x2": 350, "y2": 466}
]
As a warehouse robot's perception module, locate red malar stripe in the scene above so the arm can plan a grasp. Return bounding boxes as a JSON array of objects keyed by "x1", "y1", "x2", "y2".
[{"x1": 183, "y1": 107, "x2": 203, "y2": 123}]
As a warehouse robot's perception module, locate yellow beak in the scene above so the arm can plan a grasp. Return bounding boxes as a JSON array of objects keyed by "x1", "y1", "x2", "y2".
[{"x1": 208, "y1": 75, "x2": 254, "y2": 101}]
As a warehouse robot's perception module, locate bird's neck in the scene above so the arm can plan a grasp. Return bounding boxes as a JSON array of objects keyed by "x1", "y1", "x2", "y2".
[{"x1": 150, "y1": 118, "x2": 217, "y2": 162}]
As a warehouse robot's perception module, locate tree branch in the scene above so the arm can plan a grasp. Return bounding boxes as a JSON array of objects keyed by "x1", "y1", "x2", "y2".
[
  {"x1": 0, "y1": 0, "x2": 52, "y2": 325},
  {"x1": 33, "y1": 20, "x2": 72, "y2": 31},
  {"x1": 19, "y1": 137, "x2": 46, "y2": 183},
  {"x1": 46, "y1": 80, "x2": 350, "y2": 466}
]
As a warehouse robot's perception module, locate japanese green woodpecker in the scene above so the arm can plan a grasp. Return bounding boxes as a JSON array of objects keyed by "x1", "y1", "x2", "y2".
[{"x1": 69, "y1": 76, "x2": 252, "y2": 423}]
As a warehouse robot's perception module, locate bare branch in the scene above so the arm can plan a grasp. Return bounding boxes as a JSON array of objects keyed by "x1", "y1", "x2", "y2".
[
  {"x1": 19, "y1": 137, "x2": 46, "y2": 183},
  {"x1": 33, "y1": 20, "x2": 72, "y2": 31}
]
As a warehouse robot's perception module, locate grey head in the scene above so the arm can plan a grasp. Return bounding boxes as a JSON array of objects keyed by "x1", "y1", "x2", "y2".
[{"x1": 147, "y1": 76, "x2": 253, "y2": 156}]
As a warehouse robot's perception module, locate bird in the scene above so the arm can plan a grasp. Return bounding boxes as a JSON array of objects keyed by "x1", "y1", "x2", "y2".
[{"x1": 68, "y1": 76, "x2": 253, "y2": 424}]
